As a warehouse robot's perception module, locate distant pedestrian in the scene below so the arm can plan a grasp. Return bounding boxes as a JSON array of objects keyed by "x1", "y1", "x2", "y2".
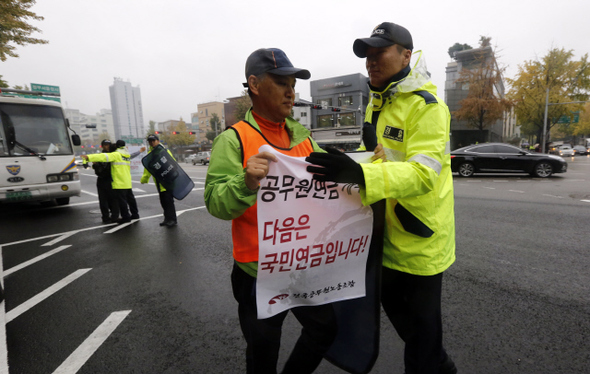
[{"x1": 141, "y1": 134, "x2": 177, "y2": 227}]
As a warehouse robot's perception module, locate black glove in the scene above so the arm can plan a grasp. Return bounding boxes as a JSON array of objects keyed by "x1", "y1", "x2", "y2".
[
  {"x1": 362, "y1": 122, "x2": 378, "y2": 152},
  {"x1": 306, "y1": 147, "x2": 365, "y2": 185}
]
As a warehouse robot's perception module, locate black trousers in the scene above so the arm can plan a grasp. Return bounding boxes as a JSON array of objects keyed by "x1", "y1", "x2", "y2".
[
  {"x1": 114, "y1": 189, "x2": 139, "y2": 219},
  {"x1": 157, "y1": 186, "x2": 176, "y2": 222},
  {"x1": 97, "y1": 178, "x2": 116, "y2": 220},
  {"x1": 231, "y1": 264, "x2": 337, "y2": 374},
  {"x1": 381, "y1": 267, "x2": 450, "y2": 374}
]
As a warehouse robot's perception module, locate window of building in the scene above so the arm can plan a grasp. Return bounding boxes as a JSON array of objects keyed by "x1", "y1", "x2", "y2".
[
  {"x1": 318, "y1": 98, "x2": 332, "y2": 107},
  {"x1": 338, "y1": 113, "x2": 356, "y2": 127},
  {"x1": 338, "y1": 96, "x2": 353, "y2": 107},
  {"x1": 301, "y1": 112, "x2": 307, "y2": 117},
  {"x1": 317, "y1": 115, "x2": 333, "y2": 128}
]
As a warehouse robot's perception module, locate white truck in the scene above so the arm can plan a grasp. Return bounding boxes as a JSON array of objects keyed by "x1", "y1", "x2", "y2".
[{"x1": 0, "y1": 88, "x2": 82, "y2": 205}]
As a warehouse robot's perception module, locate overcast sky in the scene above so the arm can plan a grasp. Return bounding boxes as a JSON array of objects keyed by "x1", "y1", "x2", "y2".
[{"x1": 2, "y1": 0, "x2": 588, "y2": 124}]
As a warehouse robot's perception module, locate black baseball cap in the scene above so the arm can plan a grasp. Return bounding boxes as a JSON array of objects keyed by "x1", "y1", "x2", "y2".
[
  {"x1": 353, "y1": 22, "x2": 413, "y2": 58},
  {"x1": 243, "y1": 48, "x2": 311, "y2": 87},
  {"x1": 101, "y1": 139, "x2": 111, "y2": 146},
  {"x1": 147, "y1": 134, "x2": 159, "y2": 141}
]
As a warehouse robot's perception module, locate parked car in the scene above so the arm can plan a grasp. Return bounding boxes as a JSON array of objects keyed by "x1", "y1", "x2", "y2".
[
  {"x1": 185, "y1": 154, "x2": 197, "y2": 163},
  {"x1": 557, "y1": 145, "x2": 575, "y2": 157},
  {"x1": 451, "y1": 143, "x2": 568, "y2": 178},
  {"x1": 573, "y1": 145, "x2": 588, "y2": 156},
  {"x1": 192, "y1": 151, "x2": 211, "y2": 165}
]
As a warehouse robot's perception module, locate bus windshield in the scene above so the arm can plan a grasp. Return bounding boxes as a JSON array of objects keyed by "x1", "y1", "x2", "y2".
[{"x1": 0, "y1": 103, "x2": 73, "y2": 157}]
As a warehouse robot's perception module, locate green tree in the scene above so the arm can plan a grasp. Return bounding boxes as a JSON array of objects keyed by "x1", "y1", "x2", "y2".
[
  {"x1": 206, "y1": 113, "x2": 222, "y2": 142},
  {"x1": 147, "y1": 120, "x2": 156, "y2": 137},
  {"x1": 453, "y1": 42, "x2": 512, "y2": 142},
  {"x1": 574, "y1": 102, "x2": 590, "y2": 136},
  {"x1": 0, "y1": 75, "x2": 8, "y2": 88},
  {"x1": 234, "y1": 89, "x2": 252, "y2": 122},
  {"x1": 448, "y1": 42, "x2": 472, "y2": 59},
  {"x1": 0, "y1": 0, "x2": 48, "y2": 61},
  {"x1": 507, "y1": 48, "x2": 590, "y2": 145}
]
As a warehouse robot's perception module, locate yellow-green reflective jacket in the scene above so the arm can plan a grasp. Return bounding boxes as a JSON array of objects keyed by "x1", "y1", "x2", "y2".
[
  {"x1": 359, "y1": 51, "x2": 455, "y2": 276},
  {"x1": 86, "y1": 147, "x2": 132, "y2": 189}
]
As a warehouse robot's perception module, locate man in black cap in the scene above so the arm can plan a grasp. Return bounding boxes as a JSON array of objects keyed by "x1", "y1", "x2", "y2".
[
  {"x1": 141, "y1": 134, "x2": 177, "y2": 227},
  {"x1": 306, "y1": 22, "x2": 457, "y2": 374},
  {"x1": 205, "y1": 48, "x2": 339, "y2": 374},
  {"x1": 93, "y1": 139, "x2": 118, "y2": 223}
]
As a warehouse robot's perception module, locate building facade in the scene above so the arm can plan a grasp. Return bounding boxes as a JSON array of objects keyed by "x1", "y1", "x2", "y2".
[
  {"x1": 445, "y1": 46, "x2": 515, "y2": 149},
  {"x1": 64, "y1": 108, "x2": 115, "y2": 148},
  {"x1": 109, "y1": 78, "x2": 145, "y2": 140},
  {"x1": 195, "y1": 101, "x2": 225, "y2": 145},
  {"x1": 309, "y1": 73, "x2": 369, "y2": 149}
]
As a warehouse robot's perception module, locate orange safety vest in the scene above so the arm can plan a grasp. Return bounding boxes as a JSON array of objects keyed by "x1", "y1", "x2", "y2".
[{"x1": 231, "y1": 120, "x2": 314, "y2": 263}]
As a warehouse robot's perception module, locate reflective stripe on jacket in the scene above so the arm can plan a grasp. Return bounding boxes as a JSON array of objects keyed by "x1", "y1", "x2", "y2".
[
  {"x1": 359, "y1": 51, "x2": 456, "y2": 276},
  {"x1": 86, "y1": 147, "x2": 132, "y2": 189},
  {"x1": 205, "y1": 109, "x2": 324, "y2": 274}
]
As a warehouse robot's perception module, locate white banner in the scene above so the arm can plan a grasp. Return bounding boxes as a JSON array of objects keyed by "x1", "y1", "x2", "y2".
[{"x1": 256, "y1": 145, "x2": 373, "y2": 319}]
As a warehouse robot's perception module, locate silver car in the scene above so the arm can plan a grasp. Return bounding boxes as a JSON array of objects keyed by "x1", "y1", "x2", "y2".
[
  {"x1": 558, "y1": 145, "x2": 574, "y2": 157},
  {"x1": 192, "y1": 151, "x2": 211, "y2": 165}
]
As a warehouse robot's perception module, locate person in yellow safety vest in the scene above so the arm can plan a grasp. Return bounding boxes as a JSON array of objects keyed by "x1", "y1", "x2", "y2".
[
  {"x1": 141, "y1": 134, "x2": 177, "y2": 227},
  {"x1": 306, "y1": 22, "x2": 457, "y2": 374},
  {"x1": 82, "y1": 140, "x2": 140, "y2": 224}
]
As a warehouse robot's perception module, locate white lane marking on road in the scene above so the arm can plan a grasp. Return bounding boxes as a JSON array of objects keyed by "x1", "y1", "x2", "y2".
[
  {"x1": 52, "y1": 310, "x2": 131, "y2": 374},
  {"x1": 582, "y1": 200, "x2": 590, "y2": 203},
  {"x1": 466, "y1": 180, "x2": 482, "y2": 183},
  {"x1": 132, "y1": 188, "x2": 145, "y2": 193},
  {"x1": 493, "y1": 180, "x2": 508, "y2": 183},
  {"x1": 3, "y1": 245, "x2": 72, "y2": 277},
  {"x1": 483, "y1": 187, "x2": 495, "y2": 190},
  {"x1": 542, "y1": 194, "x2": 564, "y2": 199},
  {"x1": 42, "y1": 233, "x2": 76, "y2": 247},
  {"x1": 508, "y1": 190, "x2": 525, "y2": 193},
  {"x1": 81, "y1": 190, "x2": 98, "y2": 197},
  {"x1": 0, "y1": 245, "x2": 6, "y2": 374},
  {"x1": 5, "y1": 269, "x2": 91, "y2": 323}
]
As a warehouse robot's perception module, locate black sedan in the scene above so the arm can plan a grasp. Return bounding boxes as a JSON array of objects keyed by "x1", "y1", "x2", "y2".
[{"x1": 451, "y1": 143, "x2": 567, "y2": 178}]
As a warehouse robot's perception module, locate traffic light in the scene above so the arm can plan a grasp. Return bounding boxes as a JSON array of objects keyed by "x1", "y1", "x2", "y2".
[
  {"x1": 172, "y1": 131, "x2": 179, "y2": 135},
  {"x1": 189, "y1": 131, "x2": 196, "y2": 135},
  {"x1": 331, "y1": 108, "x2": 341, "y2": 112},
  {"x1": 154, "y1": 131, "x2": 160, "y2": 134},
  {"x1": 312, "y1": 105, "x2": 322, "y2": 110}
]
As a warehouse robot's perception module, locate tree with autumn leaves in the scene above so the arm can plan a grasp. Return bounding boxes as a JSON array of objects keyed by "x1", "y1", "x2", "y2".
[
  {"x1": 0, "y1": 0, "x2": 47, "y2": 62},
  {"x1": 507, "y1": 48, "x2": 590, "y2": 145},
  {"x1": 452, "y1": 37, "x2": 512, "y2": 143}
]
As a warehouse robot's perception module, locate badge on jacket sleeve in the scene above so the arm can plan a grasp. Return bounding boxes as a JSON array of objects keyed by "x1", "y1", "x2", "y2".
[{"x1": 383, "y1": 126, "x2": 404, "y2": 142}]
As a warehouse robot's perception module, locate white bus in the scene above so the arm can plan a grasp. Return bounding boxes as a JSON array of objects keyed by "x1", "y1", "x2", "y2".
[{"x1": 0, "y1": 88, "x2": 82, "y2": 206}]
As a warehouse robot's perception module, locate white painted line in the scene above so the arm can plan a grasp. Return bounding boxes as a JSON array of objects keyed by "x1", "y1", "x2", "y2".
[
  {"x1": 0, "y1": 245, "x2": 7, "y2": 374},
  {"x1": 42, "y1": 233, "x2": 76, "y2": 247},
  {"x1": 132, "y1": 188, "x2": 146, "y2": 193},
  {"x1": 3, "y1": 245, "x2": 72, "y2": 277},
  {"x1": 81, "y1": 190, "x2": 98, "y2": 197},
  {"x1": 5, "y1": 269, "x2": 91, "y2": 323},
  {"x1": 582, "y1": 200, "x2": 590, "y2": 203},
  {"x1": 542, "y1": 194, "x2": 564, "y2": 199},
  {"x1": 483, "y1": 187, "x2": 495, "y2": 190},
  {"x1": 52, "y1": 310, "x2": 131, "y2": 374},
  {"x1": 493, "y1": 180, "x2": 508, "y2": 183},
  {"x1": 508, "y1": 190, "x2": 525, "y2": 193},
  {"x1": 466, "y1": 180, "x2": 482, "y2": 183}
]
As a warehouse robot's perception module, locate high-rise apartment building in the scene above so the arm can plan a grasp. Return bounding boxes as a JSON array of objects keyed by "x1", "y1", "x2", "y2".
[{"x1": 109, "y1": 78, "x2": 145, "y2": 140}]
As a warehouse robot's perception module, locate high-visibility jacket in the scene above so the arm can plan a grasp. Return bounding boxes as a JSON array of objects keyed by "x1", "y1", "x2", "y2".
[
  {"x1": 359, "y1": 51, "x2": 456, "y2": 276},
  {"x1": 86, "y1": 147, "x2": 132, "y2": 189},
  {"x1": 205, "y1": 109, "x2": 324, "y2": 277},
  {"x1": 141, "y1": 147, "x2": 175, "y2": 192}
]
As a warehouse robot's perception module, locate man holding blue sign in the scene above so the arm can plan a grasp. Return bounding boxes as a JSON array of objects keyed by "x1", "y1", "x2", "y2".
[{"x1": 141, "y1": 134, "x2": 178, "y2": 227}]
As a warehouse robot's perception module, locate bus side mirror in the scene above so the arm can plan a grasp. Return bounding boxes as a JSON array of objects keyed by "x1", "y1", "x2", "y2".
[{"x1": 71, "y1": 134, "x2": 81, "y2": 146}]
